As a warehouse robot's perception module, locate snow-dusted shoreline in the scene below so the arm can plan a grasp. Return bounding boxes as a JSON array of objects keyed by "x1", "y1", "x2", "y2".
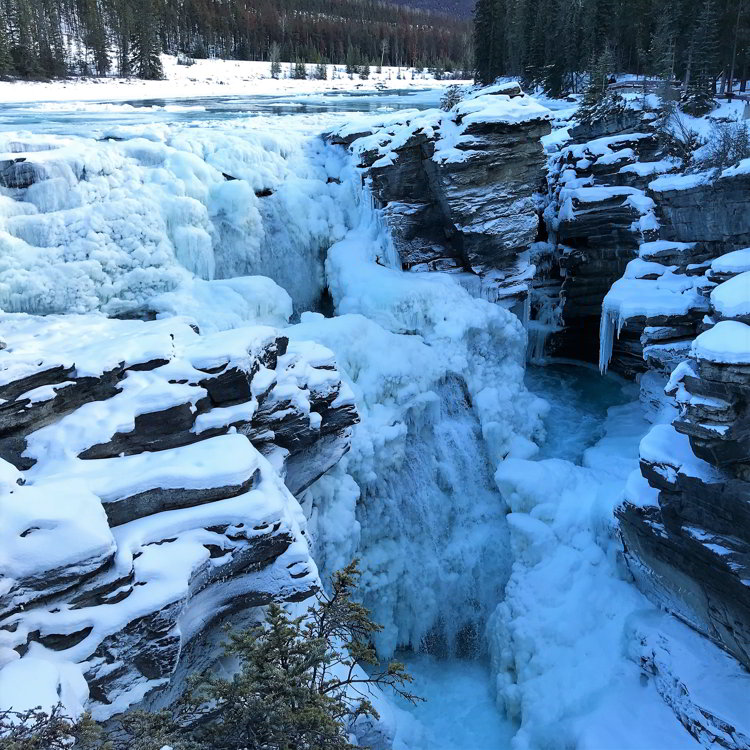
[{"x1": 0, "y1": 55, "x2": 469, "y2": 105}]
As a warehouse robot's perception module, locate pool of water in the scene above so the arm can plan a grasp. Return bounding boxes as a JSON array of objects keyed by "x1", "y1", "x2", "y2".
[
  {"x1": 396, "y1": 652, "x2": 516, "y2": 750},
  {"x1": 525, "y1": 362, "x2": 633, "y2": 464}
]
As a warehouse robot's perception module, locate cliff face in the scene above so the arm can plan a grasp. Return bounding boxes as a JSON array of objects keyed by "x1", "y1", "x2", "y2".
[
  {"x1": 327, "y1": 83, "x2": 551, "y2": 312},
  {"x1": 615, "y1": 232, "x2": 750, "y2": 670},
  {"x1": 0, "y1": 314, "x2": 357, "y2": 716},
  {"x1": 541, "y1": 102, "x2": 750, "y2": 674}
]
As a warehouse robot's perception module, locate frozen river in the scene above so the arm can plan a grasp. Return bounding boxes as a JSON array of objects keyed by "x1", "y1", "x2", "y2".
[
  {"x1": 0, "y1": 87, "x2": 677, "y2": 749},
  {"x1": 0, "y1": 87, "x2": 446, "y2": 134}
]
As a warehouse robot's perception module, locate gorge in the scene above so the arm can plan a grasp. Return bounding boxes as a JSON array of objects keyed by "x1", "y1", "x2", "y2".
[{"x1": 1, "y1": 82, "x2": 749, "y2": 749}]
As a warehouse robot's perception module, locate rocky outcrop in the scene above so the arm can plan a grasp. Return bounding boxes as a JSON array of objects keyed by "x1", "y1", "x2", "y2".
[
  {"x1": 327, "y1": 83, "x2": 551, "y2": 313},
  {"x1": 612, "y1": 233, "x2": 750, "y2": 669},
  {"x1": 544, "y1": 107, "x2": 750, "y2": 671},
  {"x1": 651, "y1": 166, "x2": 750, "y2": 251},
  {"x1": 538, "y1": 120, "x2": 681, "y2": 364},
  {"x1": 0, "y1": 314, "x2": 357, "y2": 716}
]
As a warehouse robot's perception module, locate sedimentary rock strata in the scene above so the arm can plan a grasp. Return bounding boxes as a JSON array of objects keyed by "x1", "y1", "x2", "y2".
[{"x1": 0, "y1": 314, "x2": 357, "y2": 716}]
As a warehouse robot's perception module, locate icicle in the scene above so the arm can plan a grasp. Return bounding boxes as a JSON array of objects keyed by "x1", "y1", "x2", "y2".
[{"x1": 599, "y1": 308, "x2": 619, "y2": 373}]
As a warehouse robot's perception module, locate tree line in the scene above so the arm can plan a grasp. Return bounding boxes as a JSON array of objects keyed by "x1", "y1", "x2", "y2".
[
  {"x1": 474, "y1": 0, "x2": 749, "y2": 105},
  {"x1": 0, "y1": 0, "x2": 472, "y2": 80}
]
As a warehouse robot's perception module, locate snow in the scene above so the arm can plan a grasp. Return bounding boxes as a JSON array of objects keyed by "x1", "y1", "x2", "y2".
[
  {"x1": 721, "y1": 156, "x2": 750, "y2": 178},
  {"x1": 711, "y1": 247, "x2": 750, "y2": 277},
  {"x1": 49, "y1": 434, "x2": 261, "y2": 506},
  {"x1": 619, "y1": 157, "x2": 681, "y2": 176},
  {"x1": 599, "y1": 273, "x2": 709, "y2": 372},
  {"x1": 0, "y1": 55, "x2": 468, "y2": 105},
  {"x1": 146, "y1": 276, "x2": 293, "y2": 331},
  {"x1": 0, "y1": 658, "x2": 89, "y2": 718},
  {"x1": 0, "y1": 480, "x2": 115, "y2": 608},
  {"x1": 454, "y1": 92, "x2": 551, "y2": 126},
  {"x1": 0, "y1": 116, "x2": 361, "y2": 316},
  {"x1": 710, "y1": 270, "x2": 750, "y2": 319},
  {"x1": 693, "y1": 320, "x2": 750, "y2": 364},
  {"x1": 488, "y1": 367, "x2": 707, "y2": 750},
  {"x1": 639, "y1": 423, "x2": 721, "y2": 482},
  {"x1": 329, "y1": 85, "x2": 551, "y2": 168},
  {"x1": 649, "y1": 171, "x2": 712, "y2": 192},
  {"x1": 638, "y1": 239, "x2": 696, "y2": 260}
]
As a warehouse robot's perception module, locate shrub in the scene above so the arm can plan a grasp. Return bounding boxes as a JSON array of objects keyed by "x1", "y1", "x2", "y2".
[
  {"x1": 701, "y1": 121, "x2": 750, "y2": 170},
  {"x1": 0, "y1": 706, "x2": 101, "y2": 749},
  {"x1": 657, "y1": 103, "x2": 704, "y2": 167},
  {"x1": 0, "y1": 562, "x2": 420, "y2": 750},
  {"x1": 440, "y1": 84, "x2": 463, "y2": 111}
]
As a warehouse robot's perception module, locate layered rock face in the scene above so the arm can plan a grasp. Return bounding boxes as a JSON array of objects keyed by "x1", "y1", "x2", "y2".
[
  {"x1": 606, "y1": 161, "x2": 750, "y2": 670},
  {"x1": 327, "y1": 83, "x2": 551, "y2": 311},
  {"x1": 0, "y1": 314, "x2": 357, "y2": 716},
  {"x1": 541, "y1": 117, "x2": 680, "y2": 364},
  {"x1": 540, "y1": 103, "x2": 750, "y2": 672}
]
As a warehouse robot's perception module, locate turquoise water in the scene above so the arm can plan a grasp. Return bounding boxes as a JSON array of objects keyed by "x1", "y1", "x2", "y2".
[
  {"x1": 0, "y1": 87, "x2": 444, "y2": 134},
  {"x1": 525, "y1": 362, "x2": 633, "y2": 464}
]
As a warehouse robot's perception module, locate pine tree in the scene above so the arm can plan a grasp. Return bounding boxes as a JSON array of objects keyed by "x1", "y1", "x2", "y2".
[
  {"x1": 269, "y1": 41, "x2": 281, "y2": 78},
  {"x1": 578, "y1": 45, "x2": 622, "y2": 123},
  {"x1": 293, "y1": 59, "x2": 307, "y2": 79},
  {"x1": 473, "y1": 0, "x2": 504, "y2": 84},
  {"x1": 82, "y1": 0, "x2": 110, "y2": 76},
  {"x1": 10, "y1": 0, "x2": 42, "y2": 79},
  {"x1": 315, "y1": 61, "x2": 327, "y2": 79},
  {"x1": 345, "y1": 43, "x2": 358, "y2": 77},
  {"x1": 131, "y1": 0, "x2": 163, "y2": 80},
  {"x1": 5, "y1": 562, "x2": 421, "y2": 750},
  {"x1": 0, "y1": 16, "x2": 16, "y2": 77},
  {"x1": 682, "y1": 0, "x2": 720, "y2": 114}
]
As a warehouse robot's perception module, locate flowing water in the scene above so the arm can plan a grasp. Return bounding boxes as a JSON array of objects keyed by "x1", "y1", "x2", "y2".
[{"x1": 396, "y1": 362, "x2": 634, "y2": 749}]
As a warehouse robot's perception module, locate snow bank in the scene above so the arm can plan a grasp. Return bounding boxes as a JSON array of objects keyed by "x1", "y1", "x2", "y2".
[
  {"x1": 486, "y1": 389, "x2": 709, "y2": 749},
  {"x1": 693, "y1": 320, "x2": 750, "y2": 364},
  {"x1": 0, "y1": 55, "x2": 468, "y2": 105},
  {"x1": 710, "y1": 271, "x2": 750, "y2": 320},
  {"x1": 599, "y1": 268, "x2": 710, "y2": 372},
  {"x1": 710, "y1": 247, "x2": 750, "y2": 277}
]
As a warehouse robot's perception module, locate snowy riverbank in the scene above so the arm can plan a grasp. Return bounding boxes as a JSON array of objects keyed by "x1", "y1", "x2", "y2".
[{"x1": 0, "y1": 55, "x2": 470, "y2": 105}]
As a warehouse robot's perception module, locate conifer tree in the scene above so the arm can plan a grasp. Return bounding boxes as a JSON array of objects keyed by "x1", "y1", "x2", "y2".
[
  {"x1": 473, "y1": 0, "x2": 504, "y2": 84},
  {"x1": 578, "y1": 45, "x2": 623, "y2": 123},
  {"x1": 269, "y1": 41, "x2": 281, "y2": 78},
  {"x1": 683, "y1": 0, "x2": 720, "y2": 114},
  {"x1": 131, "y1": 0, "x2": 164, "y2": 80},
  {"x1": 0, "y1": 16, "x2": 16, "y2": 77}
]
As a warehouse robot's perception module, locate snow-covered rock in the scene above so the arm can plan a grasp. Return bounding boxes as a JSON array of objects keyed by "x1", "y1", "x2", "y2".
[
  {"x1": 0, "y1": 313, "x2": 358, "y2": 717},
  {"x1": 326, "y1": 84, "x2": 552, "y2": 312}
]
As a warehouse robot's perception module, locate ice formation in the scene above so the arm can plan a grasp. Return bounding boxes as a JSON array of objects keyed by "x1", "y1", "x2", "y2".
[
  {"x1": 0, "y1": 124, "x2": 358, "y2": 316},
  {"x1": 2, "y1": 85, "x2": 750, "y2": 750}
]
